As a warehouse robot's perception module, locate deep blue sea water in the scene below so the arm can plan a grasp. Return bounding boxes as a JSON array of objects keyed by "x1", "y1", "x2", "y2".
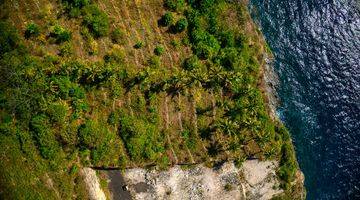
[{"x1": 249, "y1": 0, "x2": 360, "y2": 199}]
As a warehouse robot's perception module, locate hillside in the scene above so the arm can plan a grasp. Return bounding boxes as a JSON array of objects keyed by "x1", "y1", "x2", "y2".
[{"x1": 0, "y1": 0, "x2": 304, "y2": 199}]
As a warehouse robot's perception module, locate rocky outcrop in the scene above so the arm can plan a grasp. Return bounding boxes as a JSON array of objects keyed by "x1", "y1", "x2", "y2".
[
  {"x1": 110, "y1": 160, "x2": 282, "y2": 200},
  {"x1": 81, "y1": 168, "x2": 107, "y2": 200}
]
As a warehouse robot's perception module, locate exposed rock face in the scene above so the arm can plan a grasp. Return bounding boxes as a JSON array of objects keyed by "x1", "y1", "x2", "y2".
[
  {"x1": 115, "y1": 160, "x2": 282, "y2": 200},
  {"x1": 262, "y1": 55, "x2": 280, "y2": 120},
  {"x1": 81, "y1": 168, "x2": 107, "y2": 200},
  {"x1": 242, "y1": 160, "x2": 282, "y2": 199}
]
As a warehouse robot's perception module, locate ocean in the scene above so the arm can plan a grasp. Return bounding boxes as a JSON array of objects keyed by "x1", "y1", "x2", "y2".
[{"x1": 249, "y1": 0, "x2": 360, "y2": 199}]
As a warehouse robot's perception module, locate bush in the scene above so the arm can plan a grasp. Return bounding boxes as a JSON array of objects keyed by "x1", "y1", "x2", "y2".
[
  {"x1": 192, "y1": 32, "x2": 220, "y2": 59},
  {"x1": 78, "y1": 120, "x2": 103, "y2": 149},
  {"x1": 154, "y1": 45, "x2": 164, "y2": 56},
  {"x1": 218, "y1": 31, "x2": 235, "y2": 48},
  {"x1": 111, "y1": 28, "x2": 124, "y2": 44},
  {"x1": 50, "y1": 76, "x2": 84, "y2": 100},
  {"x1": 278, "y1": 142, "x2": 297, "y2": 188},
  {"x1": 134, "y1": 41, "x2": 143, "y2": 49},
  {"x1": 82, "y1": 5, "x2": 110, "y2": 37},
  {"x1": 104, "y1": 47, "x2": 125, "y2": 64},
  {"x1": 216, "y1": 47, "x2": 239, "y2": 70},
  {"x1": 164, "y1": 0, "x2": 185, "y2": 12},
  {"x1": 59, "y1": 42, "x2": 73, "y2": 56},
  {"x1": 0, "y1": 21, "x2": 19, "y2": 56},
  {"x1": 62, "y1": 0, "x2": 90, "y2": 8},
  {"x1": 160, "y1": 12, "x2": 174, "y2": 26},
  {"x1": 25, "y1": 23, "x2": 40, "y2": 39},
  {"x1": 119, "y1": 114, "x2": 164, "y2": 161},
  {"x1": 62, "y1": 0, "x2": 90, "y2": 17},
  {"x1": 174, "y1": 18, "x2": 188, "y2": 33},
  {"x1": 51, "y1": 25, "x2": 72, "y2": 43},
  {"x1": 170, "y1": 39, "x2": 180, "y2": 48},
  {"x1": 189, "y1": 0, "x2": 215, "y2": 13},
  {"x1": 148, "y1": 56, "x2": 161, "y2": 68},
  {"x1": 47, "y1": 103, "x2": 68, "y2": 124},
  {"x1": 193, "y1": 42, "x2": 214, "y2": 59},
  {"x1": 30, "y1": 115, "x2": 60, "y2": 159},
  {"x1": 183, "y1": 55, "x2": 200, "y2": 70}
]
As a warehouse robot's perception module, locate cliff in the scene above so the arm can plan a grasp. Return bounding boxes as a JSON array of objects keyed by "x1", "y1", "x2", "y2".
[{"x1": 0, "y1": 0, "x2": 304, "y2": 199}]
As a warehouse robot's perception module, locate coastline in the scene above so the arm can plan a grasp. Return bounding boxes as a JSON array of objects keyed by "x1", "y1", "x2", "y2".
[{"x1": 262, "y1": 53, "x2": 306, "y2": 199}]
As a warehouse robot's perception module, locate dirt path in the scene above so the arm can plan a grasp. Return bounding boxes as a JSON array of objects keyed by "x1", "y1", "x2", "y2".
[{"x1": 107, "y1": 171, "x2": 132, "y2": 200}]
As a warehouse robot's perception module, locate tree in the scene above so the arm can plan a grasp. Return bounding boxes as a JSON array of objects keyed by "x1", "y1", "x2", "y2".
[
  {"x1": 160, "y1": 12, "x2": 174, "y2": 26},
  {"x1": 164, "y1": 0, "x2": 185, "y2": 12},
  {"x1": 82, "y1": 5, "x2": 110, "y2": 37},
  {"x1": 183, "y1": 55, "x2": 200, "y2": 71},
  {"x1": 174, "y1": 18, "x2": 188, "y2": 33}
]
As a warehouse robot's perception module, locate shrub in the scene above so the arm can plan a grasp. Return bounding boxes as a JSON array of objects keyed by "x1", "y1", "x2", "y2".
[
  {"x1": 218, "y1": 31, "x2": 235, "y2": 48},
  {"x1": 78, "y1": 120, "x2": 103, "y2": 149},
  {"x1": 0, "y1": 21, "x2": 19, "y2": 56},
  {"x1": 59, "y1": 42, "x2": 73, "y2": 56},
  {"x1": 193, "y1": 42, "x2": 215, "y2": 59},
  {"x1": 170, "y1": 39, "x2": 180, "y2": 48},
  {"x1": 51, "y1": 25, "x2": 72, "y2": 43},
  {"x1": 87, "y1": 37, "x2": 98, "y2": 55},
  {"x1": 164, "y1": 0, "x2": 185, "y2": 12},
  {"x1": 189, "y1": 0, "x2": 215, "y2": 13},
  {"x1": 50, "y1": 76, "x2": 84, "y2": 100},
  {"x1": 216, "y1": 47, "x2": 239, "y2": 70},
  {"x1": 192, "y1": 33, "x2": 220, "y2": 59},
  {"x1": 160, "y1": 12, "x2": 174, "y2": 26},
  {"x1": 69, "y1": 7, "x2": 82, "y2": 18},
  {"x1": 62, "y1": 0, "x2": 91, "y2": 17},
  {"x1": 30, "y1": 115, "x2": 60, "y2": 159},
  {"x1": 47, "y1": 103, "x2": 68, "y2": 124},
  {"x1": 25, "y1": 23, "x2": 40, "y2": 39},
  {"x1": 181, "y1": 129, "x2": 197, "y2": 151},
  {"x1": 174, "y1": 18, "x2": 188, "y2": 33},
  {"x1": 119, "y1": 114, "x2": 164, "y2": 161},
  {"x1": 183, "y1": 55, "x2": 200, "y2": 70},
  {"x1": 111, "y1": 28, "x2": 124, "y2": 44},
  {"x1": 224, "y1": 183, "x2": 233, "y2": 191},
  {"x1": 134, "y1": 41, "x2": 143, "y2": 49},
  {"x1": 154, "y1": 45, "x2": 164, "y2": 56},
  {"x1": 278, "y1": 142, "x2": 297, "y2": 188},
  {"x1": 82, "y1": 5, "x2": 109, "y2": 37},
  {"x1": 148, "y1": 56, "x2": 161, "y2": 68},
  {"x1": 62, "y1": 0, "x2": 90, "y2": 8},
  {"x1": 104, "y1": 47, "x2": 125, "y2": 64}
]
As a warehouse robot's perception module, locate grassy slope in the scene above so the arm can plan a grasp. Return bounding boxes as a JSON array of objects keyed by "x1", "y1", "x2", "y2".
[{"x1": 0, "y1": 0, "x2": 303, "y2": 199}]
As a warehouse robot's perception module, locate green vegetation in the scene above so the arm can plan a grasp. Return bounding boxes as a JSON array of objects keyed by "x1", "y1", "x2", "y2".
[
  {"x1": 134, "y1": 41, "x2": 144, "y2": 49},
  {"x1": 164, "y1": 0, "x2": 185, "y2": 12},
  {"x1": 0, "y1": 0, "x2": 302, "y2": 198},
  {"x1": 154, "y1": 45, "x2": 165, "y2": 56},
  {"x1": 111, "y1": 28, "x2": 125, "y2": 44},
  {"x1": 82, "y1": 4, "x2": 110, "y2": 37},
  {"x1": 160, "y1": 12, "x2": 174, "y2": 26},
  {"x1": 174, "y1": 18, "x2": 188, "y2": 33},
  {"x1": 25, "y1": 22, "x2": 40, "y2": 38},
  {"x1": 51, "y1": 25, "x2": 72, "y2": 43}
]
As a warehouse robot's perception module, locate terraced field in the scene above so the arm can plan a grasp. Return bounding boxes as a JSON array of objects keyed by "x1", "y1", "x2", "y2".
[
  {"x1": 0, "y1": 0, "x2": 303, "y2": 199},
  {"x1": 3, "y1": 0, "x2": 264, "y2": 165}
]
